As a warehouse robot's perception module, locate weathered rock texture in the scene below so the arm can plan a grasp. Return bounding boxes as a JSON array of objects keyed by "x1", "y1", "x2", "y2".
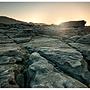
[
  {"x1": 0, "y1": 17, "x2": 90, "y2": 88},
  {"x1": 23, "y1": 36, "x2": 90, "y2": 87},
  {"x1": 23, "y1": 52, "x2": 87, "y2": 88}
]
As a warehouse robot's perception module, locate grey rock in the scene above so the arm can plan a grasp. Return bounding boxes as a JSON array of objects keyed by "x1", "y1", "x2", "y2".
[
  {"x1": 68, "y1": 43, "x2": 90, "y2": 61},
  {"x1": 24, "y1": 36, "x2": 90, "y2": 86},
  {"x1": 0, "y1": 43, "x2": 21, "y2": 56},
  {"x1": 68, "y1": 42, "x2": 90, "y2": 71},
  {"x1": 0, "y1": 34, "x2": 14, "y2": 44},
  {"x1": 14, "y1": 37, "x2": 31, "y2": 44},
  {"x1": 0, "y1": 56, "x2": 22, "y2": 64},
  {"x1": 16, "y1": 74, "x2": 24, "y2": 88},
  {"x1": 25, "y1": 52, "x2": 87, "y2": 88},
  {"x1": 65, "y1": 35, "x2": 81, "y2": 43},
  {"x1": 22, "y1": 36, "x2": 71, "y2": 49},
  {"x1": 0, "y1": 64, "x2": 21, "y2": 88},
  {"x1": 76, "y1": 34, "x2": 90, "y2": 44},
  {"x1": 0, "y1": 19, "x2": 90, "y2": 88},
  {"x1": 38, "y1": 47, "x2": 90, "y2": 86}
]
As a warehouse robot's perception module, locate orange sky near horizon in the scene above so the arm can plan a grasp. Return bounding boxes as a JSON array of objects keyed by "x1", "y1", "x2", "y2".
[{"x1": 0, "y1": 2, "x2": 90, "y2": 25}]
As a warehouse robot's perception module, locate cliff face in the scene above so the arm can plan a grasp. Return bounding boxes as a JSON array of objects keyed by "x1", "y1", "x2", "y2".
[{"x1": 0, "y1": 16, "x2": 90, "y2": 88}]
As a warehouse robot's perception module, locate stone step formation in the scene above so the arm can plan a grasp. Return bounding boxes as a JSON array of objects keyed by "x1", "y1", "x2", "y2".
[{"x1": 0, "y1": 17, "x2": 90, "y2": 88}]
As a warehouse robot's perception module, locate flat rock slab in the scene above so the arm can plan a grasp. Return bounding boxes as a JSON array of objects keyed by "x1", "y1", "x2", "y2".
[
  {"x1": 23, "y1": 36, "x2": 71, "y2": 49},
  {"x1": 13, "y1": 37, "x2": 31, "y2": 44},
  {"x1": 0, "y1": 43, "x2": 21, "y2": 55},
  {"x1": 0, "y1": 33, "x2": 14, "y2": 44}
]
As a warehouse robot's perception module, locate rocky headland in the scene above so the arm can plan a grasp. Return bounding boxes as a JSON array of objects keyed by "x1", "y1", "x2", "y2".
[{"x1": 0, "y1": 16, "x2": 90, "y2": 88}]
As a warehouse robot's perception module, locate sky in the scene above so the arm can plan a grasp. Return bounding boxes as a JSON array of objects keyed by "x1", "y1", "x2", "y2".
[{"x1": 0, "y1": 2, "x2": 90, "y2": 25}]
